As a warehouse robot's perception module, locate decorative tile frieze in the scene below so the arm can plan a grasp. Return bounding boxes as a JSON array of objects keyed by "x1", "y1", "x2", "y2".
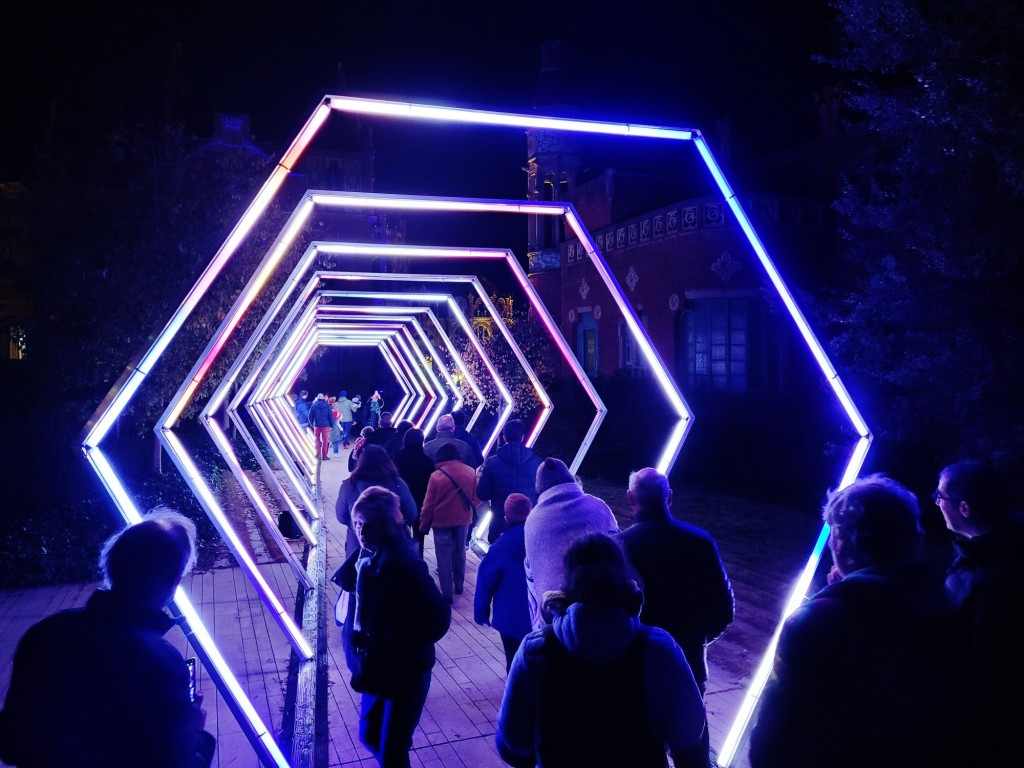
[{"x1": 681, "y1": 205, "x2": 699, "y2": 233}]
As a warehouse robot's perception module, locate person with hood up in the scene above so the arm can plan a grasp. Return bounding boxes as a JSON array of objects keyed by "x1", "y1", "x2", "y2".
[
  {"x1": 473, "y1": 493, "x2": 534, "y2": 670},
  {"x1": 476, "y1": 418, "x2": 543, "y2": 543},
  {"x1": 523, "y1": 458, "x2": 619, "y2": 630},
  {"x1": 496, "y1": 532, "x2": 705, "y2": 767}
]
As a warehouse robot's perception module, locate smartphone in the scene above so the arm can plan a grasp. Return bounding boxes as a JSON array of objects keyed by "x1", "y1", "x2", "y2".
[{"x1": 186, "y1": 658, "x2": 197, "y2": 702}]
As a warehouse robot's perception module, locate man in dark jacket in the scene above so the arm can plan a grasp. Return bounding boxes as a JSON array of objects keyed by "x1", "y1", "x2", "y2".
[
  {"x1": 0, "y1": 509, "x2": 216, "y2": 768},
  {"x1": 748, "y1": 475, "x2": 970, "y2": 768},
  {"x1": 423, "y1": 413, "x2": 475, "y2": 467},
  {"x1": 476, "y1": 419, "x2": 543, "y2": 543},
  {"x1": 450, "y1": 409, "x2": 484, "y2": 467},
  {"x1": 365, "y1": 411, "x2": 397, "y2": 449},
  {"x1": 307, "y1": 392, "x2": 336, "y2": 461},
  {"x1": 934, "y1": 459, "x2": 1024, "y2": 759},
  {"x1": 617, "y1": 467, "x2": 733, "y2": 768}
]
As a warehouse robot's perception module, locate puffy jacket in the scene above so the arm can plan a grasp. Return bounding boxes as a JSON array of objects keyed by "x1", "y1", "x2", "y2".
[{"x1": 477, "y1": 444, "x2": 543, "y2": 521}]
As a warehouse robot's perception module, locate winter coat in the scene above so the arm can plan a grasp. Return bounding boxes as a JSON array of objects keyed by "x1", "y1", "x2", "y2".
[
  {"x1": 523, "y1": 482, "x2": 619, "y2": 629},
  {"x1": 337, "y1": 542, "x2": 451, "y2": 697},
  {"x1": 419, "y1": 460, "x2": 479, "y2": 532},
  {"x1": 307, "y1": 398, "x2": 335, "y2": 428},
  {"x1": 393, "y1": 445, "x2": 435, "y2": 509},
  {"x1": 477, "y1": 443, "x2": 543, "y2": 521},
  {"x1": 423, "y1": 433, "x2": 476, "y2": 467},
  {"x1": 0, "y1": 589, "x2": 216, "y2": 768},
  {"x1": 749, "y1": 562, "x2": 971, "y2": 768},
  {"x1": 474, "y1": 522, "x2": 532, "y2": 640},
  {"x1": 496, "y1": 601, "x2": 704, "y2": 767},
  {"x1": 617, "y1": 509, "x2": 734, "y2": 688},
  {"x1": 335, "y1": 396, "x2": 358, "y2": 422}
]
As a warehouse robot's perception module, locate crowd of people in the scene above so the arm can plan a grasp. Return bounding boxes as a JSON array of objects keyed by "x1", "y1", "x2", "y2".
[
  {"x1": 1, "y1": 402, "x2": 1019, "y2": 768},
  {"x1": 329, "y1": 420, "x2": 1022, "y2": 768},
  {"x1": 326, "y1": 411, "x2": 736, "y2": 767}
]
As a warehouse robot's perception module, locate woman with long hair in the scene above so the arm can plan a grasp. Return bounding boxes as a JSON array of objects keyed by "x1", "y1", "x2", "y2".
[
  {"x1": 337, "y1": 444, "x2": 417, "y2": 557},
  {"x1": 392, "y1": 428, "x2": 435, "y2": 558},
  {"x1": 335, "y1": 486, "x2": 451, "y2": 767}
]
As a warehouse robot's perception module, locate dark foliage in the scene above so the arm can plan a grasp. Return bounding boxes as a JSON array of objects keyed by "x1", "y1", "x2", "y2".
[
  {"x1": 1, "y1": 119, "x2": 270, "y2": 587},
  {"x1": 823, "y1": 0, "x2": 1024, "y2": 478}
]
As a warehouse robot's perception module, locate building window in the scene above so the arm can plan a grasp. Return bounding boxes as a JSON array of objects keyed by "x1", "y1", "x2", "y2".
[
  {"x1": 619, "y1": 312, "x2": 649, "y2": 370},
  {"x1": 575, "y1": 312, "x2": 598, "y2": 376},
  {"x1": 681, "y1": 297, "x2": 781, "y2": 393}
]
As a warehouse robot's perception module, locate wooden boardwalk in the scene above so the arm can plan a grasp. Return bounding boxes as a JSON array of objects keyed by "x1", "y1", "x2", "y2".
[{"x1": 0, "y1": 449, "x2": 780, "y2": 767}]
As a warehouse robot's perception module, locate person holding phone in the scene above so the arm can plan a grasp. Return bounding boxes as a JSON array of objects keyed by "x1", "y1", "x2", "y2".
[{"x1": 0, "y1": 508, "x2": 216, "y2": 768}]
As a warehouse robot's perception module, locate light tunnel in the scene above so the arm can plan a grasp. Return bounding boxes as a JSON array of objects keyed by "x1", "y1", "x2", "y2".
[{"x1": 82, "y1": 95, "x2": 871, "y2": 767}]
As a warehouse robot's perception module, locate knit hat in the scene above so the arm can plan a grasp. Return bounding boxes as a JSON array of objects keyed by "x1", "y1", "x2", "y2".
[
  {"x1": 504, "y1": 493, "x2": 532, "y2": 525},
  {"x1": 535, "y1": 458, "x2": 576, "y2": 494}
]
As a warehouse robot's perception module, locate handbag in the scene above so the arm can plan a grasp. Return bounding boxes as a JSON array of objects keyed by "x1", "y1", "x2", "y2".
[{"x1": 330, "y1": 565, "x2": 349, "y2": 627}]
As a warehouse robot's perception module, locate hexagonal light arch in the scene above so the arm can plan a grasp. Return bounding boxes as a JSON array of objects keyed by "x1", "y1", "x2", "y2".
[
  {"x1": 81, "y1": 95, "x2": 872, "y2": 767},
  {"x1": 231, "y1": 278, "x2": 507, "y2": 468},
  {"x1": 222, "y1": 282, "x2": 499, "y2": 531}
]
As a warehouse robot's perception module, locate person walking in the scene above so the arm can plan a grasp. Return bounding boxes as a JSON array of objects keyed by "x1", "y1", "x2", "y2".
[
  {"x1": 308, "y1": 392, "x2": 336, "y2": 461},
  {"x1": 335, "y1": 390, "x2": 360, "y2": 448},
  {"x1": 335, "y1": 486, "x2": 451, "y2": 768},
  {"x1": 496, "y1": 533, "x2": 705, "y2": 767},
  {"x1": 337, "y1": 445, "x2": 417, "y2": 558},
  {"x1": 476, "y1": 418, "x2": 543, "y2": 543},
  {"x1": 524, "y1": 458, "x2": 619, "y2": 630},
  {"x1": 618, "y1": 467, "x2": 734, "y2": 768},
  {"x1": 419, "y1": 443, "x2": 479, "y2": 604},
  {"x1": 474, "y1": 493, "x2": 534, "y2": 670},
  {"x1": 748, "y1": 475, "x2": 970, "y2": 768},
  {"x1": 393, "y1": 428, "x2": 435, "y2": 558}
]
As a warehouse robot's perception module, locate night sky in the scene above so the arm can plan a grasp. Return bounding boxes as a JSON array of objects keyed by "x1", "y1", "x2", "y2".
[{"x1": 2, "y1": 1, "x2": 835, "y2": 180}]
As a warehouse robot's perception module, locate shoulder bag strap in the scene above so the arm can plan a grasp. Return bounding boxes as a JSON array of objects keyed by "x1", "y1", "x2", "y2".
[{"x1": 437, "y1": 467, "x2": 475, "y2": 512}]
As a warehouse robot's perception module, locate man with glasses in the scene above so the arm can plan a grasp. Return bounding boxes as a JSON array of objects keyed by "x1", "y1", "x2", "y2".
[{"x1": 934, "y1": 460, "x2": 1024, "y2": 760}]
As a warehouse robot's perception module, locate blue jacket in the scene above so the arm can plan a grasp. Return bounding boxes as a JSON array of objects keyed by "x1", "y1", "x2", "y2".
[
  {"x1": 474, "y1": 522, "x2": 532, "y2": 640},
  {"x1": 294, "y1": 397, "x2": 312, "y2": 425},
  {"x1": 496, "y1": 602, "x2": 704, "y2": 767},
  {"x1": 307, "y1": 398, "x2": 335, "y2": 428},
  {"x1": 477, "y1": 444, "x2": 543, "y2": 515}
]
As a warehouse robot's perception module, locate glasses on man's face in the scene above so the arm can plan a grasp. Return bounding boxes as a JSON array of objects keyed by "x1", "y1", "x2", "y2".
[{"x1": 931, "y1": 489, "x2": 955, "y2": 504}]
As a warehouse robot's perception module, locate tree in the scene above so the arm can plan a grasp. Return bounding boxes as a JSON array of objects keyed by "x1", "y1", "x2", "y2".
[
  {"x1": 824, "y1": 0, "x2": 1024, "y2": 476},
  {"x1": 1, "y1": 117, "x2": 274, "y2": 587}
]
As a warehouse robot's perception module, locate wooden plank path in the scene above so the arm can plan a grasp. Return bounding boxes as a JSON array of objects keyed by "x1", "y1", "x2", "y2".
[{"x1": 0, "y1": 450, "x2": 773, "y2": 767}]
